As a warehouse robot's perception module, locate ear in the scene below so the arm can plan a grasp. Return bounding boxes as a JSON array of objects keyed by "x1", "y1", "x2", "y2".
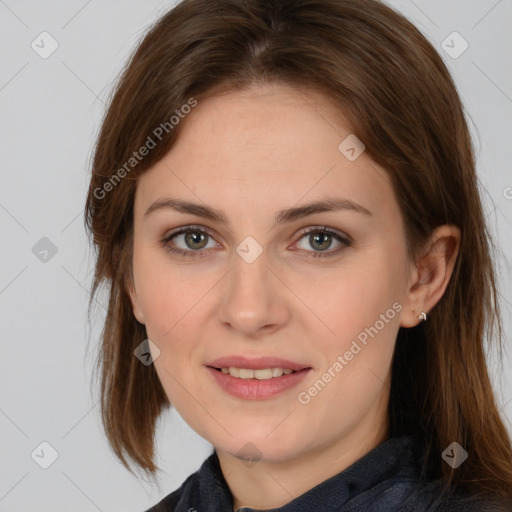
[
  {"x1": 126, "y1": 275, "x2": 145, "y2": 325},
  {"x1": 400, "y1": 225, "x2": 461, "y2": 328}
]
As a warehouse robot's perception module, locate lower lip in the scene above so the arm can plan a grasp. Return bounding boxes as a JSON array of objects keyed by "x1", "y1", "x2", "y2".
[{"x1": 206, "y1": 367, "x2": 311, "y2": 400}]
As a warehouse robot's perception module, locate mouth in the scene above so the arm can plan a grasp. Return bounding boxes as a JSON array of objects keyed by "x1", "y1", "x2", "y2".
[
  {"x1": 205, "y1": 356, "x2": 312, "y2": 399},
  {"x1": 209, "y1": 366, "x2": 299, "y2": 379},
  {"x1": 206, "y1": 355, "x2": 310, "y2": 372}
]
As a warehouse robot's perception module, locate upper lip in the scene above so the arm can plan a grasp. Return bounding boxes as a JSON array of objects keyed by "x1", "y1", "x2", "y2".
[{"x1": 206, "y1": 356, "x2": 311, "y2": 371}]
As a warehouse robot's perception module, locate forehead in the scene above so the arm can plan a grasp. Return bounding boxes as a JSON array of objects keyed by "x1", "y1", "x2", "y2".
[{"x1": 135, "y1": 83, "x2": 397, "y2": 224}]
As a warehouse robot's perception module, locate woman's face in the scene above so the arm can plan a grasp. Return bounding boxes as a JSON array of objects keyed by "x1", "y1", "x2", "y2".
[{"x1": 129, "y1": 83, "x2": 416, "y2": 463}]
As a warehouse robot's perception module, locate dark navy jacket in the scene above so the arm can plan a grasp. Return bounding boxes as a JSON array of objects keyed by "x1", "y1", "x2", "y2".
[{"x1": 145, "y1": 435, "x2": 511, "y2": 511}]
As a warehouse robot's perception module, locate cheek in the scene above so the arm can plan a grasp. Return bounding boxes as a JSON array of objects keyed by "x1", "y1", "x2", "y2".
[
  {"x1": 294, "y1": 249, "x2": 406, "y2": 345},
  {"x1": 133, "y1": 249, "x2": 207, "y2": 335},
  {"x1": 132, "y1": 253, "x2": 221, "y2": 394},
  {"x1": 295, "y1": 258, "x2": 402, "y2": 431}
]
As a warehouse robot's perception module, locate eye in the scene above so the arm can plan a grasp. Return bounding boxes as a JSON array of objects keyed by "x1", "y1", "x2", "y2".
[
  {"x1": 161, "y1": 225, "x2": 351, "y2": 260},
  {"x1": 161, "y1": 225, "x2": 219, "y2": 259},
  {"x1": 293, "y1": 227, "x2": 351, "y2": 258}
]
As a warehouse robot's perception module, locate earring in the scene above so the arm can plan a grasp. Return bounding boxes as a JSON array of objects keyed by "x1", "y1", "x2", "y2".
[{"x1": 418, "y1": 311, "x2": 427, "y2": 322}]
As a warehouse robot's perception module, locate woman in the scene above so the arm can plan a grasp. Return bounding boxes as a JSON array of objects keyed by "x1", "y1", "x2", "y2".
[{"x1": 84, "y1": 0, "x2": 512, "y2": 510}]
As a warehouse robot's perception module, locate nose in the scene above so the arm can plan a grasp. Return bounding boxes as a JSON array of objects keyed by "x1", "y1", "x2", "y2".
[{"x1": 217, "y1": 249, "x2": 290, "y2": 337}]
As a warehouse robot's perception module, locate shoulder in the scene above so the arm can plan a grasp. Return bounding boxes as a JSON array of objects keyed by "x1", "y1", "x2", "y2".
[
  {"x1": 389, "y1": 437, "x2": 512, "y2": 512},
  {"x1": 430, "y1": 494, "x2": 511, "y2": 512},
  {"x1": 142, "y1": 474, "x2": 194, "y2": 512},
  {"x1": 397, "y1": 482, "x2": 511, "y2": 512},
  {"x1": 142, "y1": 451, "x2": 230, "y2": 512},
  {"x1": 428, "y1": 495, "x2": 511, "y2": 512}
]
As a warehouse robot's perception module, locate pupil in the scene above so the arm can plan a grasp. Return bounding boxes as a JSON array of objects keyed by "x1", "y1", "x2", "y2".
[
  {"x1": 184, "y1": 231, "x2": 332, "y2": 251},
  {"x1": 187, "y1": 232, "x2": 207, "y2": 249},
  {"x1": 312, "y1": 232, "x2": 331, "y2": 251}
]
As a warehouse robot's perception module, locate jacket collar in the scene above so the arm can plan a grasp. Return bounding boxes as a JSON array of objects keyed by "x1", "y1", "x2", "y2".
[{"x1": 195, "y1": 435, "x2": 428, "y2": 511}]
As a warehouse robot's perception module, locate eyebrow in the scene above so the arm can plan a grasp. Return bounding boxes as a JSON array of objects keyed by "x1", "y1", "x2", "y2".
[{"x1": 144, "y1": 197, "x2": 372, "y2": 225}]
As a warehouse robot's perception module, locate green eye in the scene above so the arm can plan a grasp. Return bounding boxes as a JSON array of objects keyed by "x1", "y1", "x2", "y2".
[{"x1": 161, "y1": 225, "x2": 351, "y2": 260}]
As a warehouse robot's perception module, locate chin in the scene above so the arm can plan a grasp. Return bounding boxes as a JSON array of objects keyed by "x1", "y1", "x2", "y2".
[{"x1": 218, "y1": 432, "x2": 303, "y2": 464}]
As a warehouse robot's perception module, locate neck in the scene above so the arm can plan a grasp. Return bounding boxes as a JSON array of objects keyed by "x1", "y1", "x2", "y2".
[{"x1": 216, "y1": 413, "x2": 389, "y2": 511}]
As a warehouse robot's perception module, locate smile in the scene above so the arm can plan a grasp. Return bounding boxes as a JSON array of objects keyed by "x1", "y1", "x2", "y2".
[
  {"x1": 206, "y1": 366, "x2": 311, "y2": 400},
  {"x1": 217, "y1": 367, "x2": 295, "y2": 379}
]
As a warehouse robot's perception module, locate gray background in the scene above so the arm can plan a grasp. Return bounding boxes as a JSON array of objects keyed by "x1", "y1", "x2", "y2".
[{"x1": 0, "y1": 1, "x2": 511, "y2": 511}]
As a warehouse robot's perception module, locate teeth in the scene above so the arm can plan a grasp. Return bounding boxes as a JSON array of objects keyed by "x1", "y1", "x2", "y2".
[{"x1": 222, "y1": 367, "x2": 297, "y2": 379}]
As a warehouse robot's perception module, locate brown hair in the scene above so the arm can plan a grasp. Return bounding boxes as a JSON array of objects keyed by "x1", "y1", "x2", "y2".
[{"x1": 84, "y1": 0, "x2": 512, "y2": 502}]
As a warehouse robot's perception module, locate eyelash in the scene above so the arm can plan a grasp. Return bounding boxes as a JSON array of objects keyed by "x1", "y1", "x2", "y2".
[{"x1": 161, "y1": 225, "x2": 351, "y2": 260}]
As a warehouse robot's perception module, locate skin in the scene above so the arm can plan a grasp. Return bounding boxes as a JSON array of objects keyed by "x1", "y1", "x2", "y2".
[{"x1": 127, "y1": 83, "x2": 460, "y2": 510}]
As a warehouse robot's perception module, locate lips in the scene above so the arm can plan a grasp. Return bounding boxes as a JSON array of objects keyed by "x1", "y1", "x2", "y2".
[
  {"x1": 206, "y1": 355, "x2": 310, "y2": 372},
  {"x1": 205, "y1": 355, "x2": 312, "y2": 399},
  {"x1": 207, "y1": 366, "x2": 311, "y2": 399}
]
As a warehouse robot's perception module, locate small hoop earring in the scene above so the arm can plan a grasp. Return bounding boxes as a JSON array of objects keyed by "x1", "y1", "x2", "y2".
[{"x1": 418, "y1": 311, "x2": 427, "y2": 322}]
